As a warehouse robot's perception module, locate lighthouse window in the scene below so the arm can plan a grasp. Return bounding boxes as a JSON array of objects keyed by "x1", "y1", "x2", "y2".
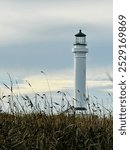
[{"x1": 75, "y1": 37, "x2": 86, "y2": 45}]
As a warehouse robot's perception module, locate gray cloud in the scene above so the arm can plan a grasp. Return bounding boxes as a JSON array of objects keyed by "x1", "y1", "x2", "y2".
[
  {"x1": 0, "y1": 0, "x2": 112, "y2": 44},
  {"x1": 0, "y1": 0, "x2": 112, "y2": 77}
]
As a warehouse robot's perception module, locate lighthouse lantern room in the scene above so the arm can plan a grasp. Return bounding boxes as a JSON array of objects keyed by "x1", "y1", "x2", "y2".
[{"x1": 74, "y1": 29, "x2": 86, "y2": 45}]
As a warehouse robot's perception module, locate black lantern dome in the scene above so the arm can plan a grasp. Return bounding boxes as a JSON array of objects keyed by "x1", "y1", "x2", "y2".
[{"x1": 74, "y1": 30, "x2": 86, "y2": 45}]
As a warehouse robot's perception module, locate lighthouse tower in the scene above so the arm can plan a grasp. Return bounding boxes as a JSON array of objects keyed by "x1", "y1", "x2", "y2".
[{"x1": 72, "y1": 30, "x2": 88, "y2": 110}]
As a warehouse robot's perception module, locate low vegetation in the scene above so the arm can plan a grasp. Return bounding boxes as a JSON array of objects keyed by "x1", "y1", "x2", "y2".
[
  {"x1": 0, "y1": 110, "x2": 112, "y2": 150},
  {"x1": 0, "y1": 75, "x2": 113, "y2": 150}
]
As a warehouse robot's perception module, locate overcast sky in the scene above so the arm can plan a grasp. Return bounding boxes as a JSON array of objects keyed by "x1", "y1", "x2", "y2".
[{"x1": 0, "y1": 0, "x2": 113, "y2": 109}]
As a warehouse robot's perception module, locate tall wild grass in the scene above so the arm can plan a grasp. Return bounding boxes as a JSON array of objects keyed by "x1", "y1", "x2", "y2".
[{"x1": 0, "y1": 74, "x2": 113, "y2": 150}]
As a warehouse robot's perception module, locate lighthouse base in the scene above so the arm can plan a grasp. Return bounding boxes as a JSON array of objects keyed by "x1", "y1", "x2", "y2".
[
  {"x1": 63, "y1": 106, "x2": 87, "y2": 115},
  {"x1": 75, "y1": 107, "x2": 87, "y2": 111}
]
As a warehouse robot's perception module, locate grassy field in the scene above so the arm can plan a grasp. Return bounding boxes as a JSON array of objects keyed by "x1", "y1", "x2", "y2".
[
  {"x1": 0, "y1": 111, "x2": 112, "y2": 150},
  {"x1": 0, "y1": 75, "x2": 113, "y2": 149}
]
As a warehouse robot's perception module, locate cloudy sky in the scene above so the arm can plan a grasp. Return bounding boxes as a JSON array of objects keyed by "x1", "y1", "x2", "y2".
[{"x1": 0, "y1": 0, "x2": 112, "y2": 109}]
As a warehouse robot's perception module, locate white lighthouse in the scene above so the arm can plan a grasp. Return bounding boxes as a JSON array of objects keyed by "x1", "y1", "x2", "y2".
[{"x1": 72, "y1": 30, "x2": 88, "y2": 110}]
